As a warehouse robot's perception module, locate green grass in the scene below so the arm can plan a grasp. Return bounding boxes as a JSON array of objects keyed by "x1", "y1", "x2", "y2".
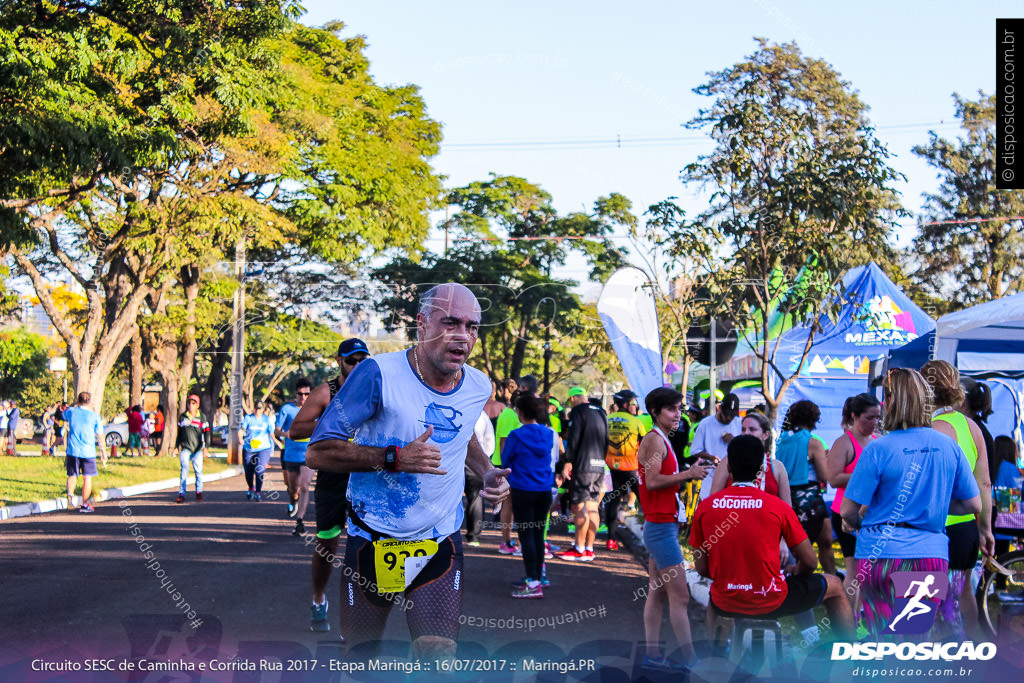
[{"x1": 0, "y1": 450, "x2": 232, "y2": 506}]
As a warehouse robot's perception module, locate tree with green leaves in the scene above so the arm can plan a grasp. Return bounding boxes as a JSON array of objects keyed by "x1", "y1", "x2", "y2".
[
  {"x1": 1, "y1": 3, "x2": 442, "y2": 419},
  {"x1": 0, "y1": 327, "x2": 49, "y2": 398},
  {"x1": 681, "y1": 39, "x2": 904, "y2": 417},
  {"x1": 374, "y1": 175, "x2": 627, "y2": 386},
  {"x1": 911, "y1": 92, "x2": 1024, "y2": 311}
]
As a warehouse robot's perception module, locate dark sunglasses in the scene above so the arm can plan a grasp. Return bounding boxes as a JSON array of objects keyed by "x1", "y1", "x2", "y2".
[
  {"x1": 343, "y1": 356, "x2": 367, "y2": 366},
  {"x1": 296, "y1": 391, "x2": 311, "y2": 397}
]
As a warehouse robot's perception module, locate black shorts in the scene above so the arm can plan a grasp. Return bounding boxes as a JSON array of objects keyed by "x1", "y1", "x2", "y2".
[
  {"x1": 711, "y1": 574, "x2": 828, "y2": 619},
  {"x1": 569, "y1": 473, "x2": 604, "y2": 505},
  {"x1": 65, "y1": 456, "x2": 98, "y2": 477},
  {"x1": 832, "y1": 510, "x2": 857, "y2": 558},
  {"x1": 282, "y1": 460, "x2": 306, "y2": 473},
  {"x1": 315, "y1": 471, "x2": 350, "y2": 540},
  {"x1": 791, "y1": 483, "x2": 827, "y2": 540},
  {"x1": 945, "y1": 519, "x2": 981, "y2": 571},
  {"x1": 342, "y1": 531, "x2": 463, "y2": 643}
]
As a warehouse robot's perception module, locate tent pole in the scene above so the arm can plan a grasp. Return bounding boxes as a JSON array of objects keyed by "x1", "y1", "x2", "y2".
[{"x1": 710, "y1": 316, "x2": 718, "y2": 411}]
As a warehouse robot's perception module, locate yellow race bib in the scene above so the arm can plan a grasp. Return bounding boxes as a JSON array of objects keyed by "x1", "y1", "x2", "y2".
[{"x1": 373, "y1": 538, "x2": 438, "y2": 593}]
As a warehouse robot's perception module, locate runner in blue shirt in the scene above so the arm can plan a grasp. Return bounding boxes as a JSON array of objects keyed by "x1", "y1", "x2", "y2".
[
  {"x1": 63, "y1": 392, "x2": 106, "y2": 513},
  {"x1": 239, "y1": 401, "x2": 278, "y2": 502},
  {"x1": 276, "y1": 378, "x2": 313, "y2": 535},
  {"x1": 307, "y1": 283, "x2": 510, "y2": 659}
]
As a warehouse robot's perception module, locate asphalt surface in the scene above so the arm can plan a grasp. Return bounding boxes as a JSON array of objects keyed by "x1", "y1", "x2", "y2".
[
  {"x1": 4, "y1": 465, "x2": 1022, "y2": 683},
  {"x1": 0, "y1": 465, "x2": 670, "y2": 682}
]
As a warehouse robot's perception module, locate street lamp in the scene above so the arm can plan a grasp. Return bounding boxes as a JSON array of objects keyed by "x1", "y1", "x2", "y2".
[{"x1": 48, "y1": 356, "x2": 68, "y2": 403}]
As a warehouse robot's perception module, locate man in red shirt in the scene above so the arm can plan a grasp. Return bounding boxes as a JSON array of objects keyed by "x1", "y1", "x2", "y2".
[
  {"x1": 126, "y1": 405, "x2": 144, "y2": 457},
  {"x1": 689, "y1": 434, "x2": 853, "y2": 638}
]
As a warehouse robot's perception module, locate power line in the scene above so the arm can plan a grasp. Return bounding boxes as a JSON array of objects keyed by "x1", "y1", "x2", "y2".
[
  {"x1": 442, "y1": 121, "x2": 962, "y2": 151},
  {"x1": 918, "y1": 216, "x2": 1024, "y2": 227}
]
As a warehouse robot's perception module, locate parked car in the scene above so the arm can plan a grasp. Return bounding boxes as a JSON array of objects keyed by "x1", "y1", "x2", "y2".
[
  {"x1": 103, "y1": 422, "x2": 129, "y2": 447},
  {"x1": 212, "y1": 425, "x2": 230, "y2": 447}
]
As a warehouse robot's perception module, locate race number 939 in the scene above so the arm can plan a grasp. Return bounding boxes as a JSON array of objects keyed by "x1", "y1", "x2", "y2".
[{"x1": 372, "y1": 538, "x2": 438, "y2": 592}]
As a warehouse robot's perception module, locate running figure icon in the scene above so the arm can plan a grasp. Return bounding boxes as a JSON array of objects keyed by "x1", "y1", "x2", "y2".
[{"x1": 887, "y1": 575, "x2": 939, "y2": 632}]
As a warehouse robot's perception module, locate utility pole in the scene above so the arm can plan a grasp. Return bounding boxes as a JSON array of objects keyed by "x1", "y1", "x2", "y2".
[
  {"x1": 542, "y1": 258, "x2": 553, "y2": 394},
  {"x1": 228, "y1": 239, "x2": 246, "y2": 465}
]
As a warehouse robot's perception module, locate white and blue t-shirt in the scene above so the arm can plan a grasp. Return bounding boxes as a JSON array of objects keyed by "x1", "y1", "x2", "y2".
[
  {"x1": 276, "y1": 403, "x2": 308, "y2": 463},
  {"x1": 309, "y1": 349, "x2": 491, "y2": 541},
  {"x1": 845, "y1": 427, "x2": 980, "y2": 560},
  {"x1": 64, "y1": 406, "x2": 103, "y2": 460}
]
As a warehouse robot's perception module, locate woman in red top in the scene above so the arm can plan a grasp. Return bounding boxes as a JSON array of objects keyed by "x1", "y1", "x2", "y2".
[
  {"x1": 826, "y1": 393, "x2": 880, "y2": 613},
  {"x1": 709, "y1": 412, "x2": 790, "y2": 501},
  {"x1": 636, "y1": 388, "x2": 708, "y2": 671}
]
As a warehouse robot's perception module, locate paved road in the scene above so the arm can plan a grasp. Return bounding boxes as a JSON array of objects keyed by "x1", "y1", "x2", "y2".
[
  {"x1": 0, "y1": 467, "x2": 672, "y2": 681},
  {"x1": 5, "y1": 467, "x2": 1020, "y2": 682}
]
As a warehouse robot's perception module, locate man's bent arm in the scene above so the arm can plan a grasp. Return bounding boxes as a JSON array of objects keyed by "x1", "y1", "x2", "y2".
[
  {"x1": 694, "y1": 550, "x2": 710, "y2": 578},
  {"x1": 466, "y1": 433, "x2": 510, "y2": 504},
  {"x1": 307, "y1": 426, "x2": 445, "y2": 476},
  {"x1": 306, "y1": 440, "x2": 389, "y2": 473},
  {"x1": 466, "y1": 433, "x2": 498, "y2": 480}
]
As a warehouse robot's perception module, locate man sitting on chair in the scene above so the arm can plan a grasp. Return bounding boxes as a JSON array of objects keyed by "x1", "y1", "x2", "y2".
[{"x1": 689, "y1": 434, "x2": 853, "y2": 639}]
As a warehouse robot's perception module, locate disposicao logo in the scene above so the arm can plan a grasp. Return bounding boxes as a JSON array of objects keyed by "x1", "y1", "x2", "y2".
[
  {"x1": 831, "y1": 571, "x2": 996, "y2": 662},
  {"x1": 888, "y1": 571, "x2": 947, "y2": 634}
]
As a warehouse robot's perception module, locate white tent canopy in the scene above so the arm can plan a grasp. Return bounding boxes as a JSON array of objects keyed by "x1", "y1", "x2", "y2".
[{"x1": 935, "y1": 291, "x2": 1024, "y2": 364}]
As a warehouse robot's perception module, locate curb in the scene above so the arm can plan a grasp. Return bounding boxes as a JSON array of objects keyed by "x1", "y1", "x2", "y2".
[
  {"x1": 0, "y1": 466, "x2": 243, "y2": 520},
  {"x1": 618, "y1": 513, "x2": 711, "y2": 608},
  {"x1": 619, "y1": 512, "x2": 650, "y2": 566}
]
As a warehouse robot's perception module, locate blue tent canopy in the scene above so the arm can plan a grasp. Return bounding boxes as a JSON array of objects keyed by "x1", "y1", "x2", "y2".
[
  {"x1": 722, "y1": 262, "x2": 936, "y2": 447},
  {"x1": 772, "y1": 262, "x2": 936, "y2": 380}
]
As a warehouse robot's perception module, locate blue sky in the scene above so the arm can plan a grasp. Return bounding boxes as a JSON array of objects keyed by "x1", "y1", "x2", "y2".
[{"x1": 301, "y1": 1, "x2": 1012, "y2": 281}]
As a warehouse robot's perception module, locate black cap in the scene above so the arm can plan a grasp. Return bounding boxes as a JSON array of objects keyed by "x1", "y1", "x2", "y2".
[
  {"x1": 721, "y1": 392, "x2": 740, "y2": 416},
  {"x1": 612, "y1": 389, "x2": 637, "y2": 404},
  {"x1": 517, "y1": 375, "x2": 539, "y2": 393},
  {"x1": 338, "y1": 338, "x2": 370, "y2": 358}
]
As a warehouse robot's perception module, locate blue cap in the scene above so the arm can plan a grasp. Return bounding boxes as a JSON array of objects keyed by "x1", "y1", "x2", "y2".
[{"x1": 338, "y1": 338, "x2": 370, "y2": 357}]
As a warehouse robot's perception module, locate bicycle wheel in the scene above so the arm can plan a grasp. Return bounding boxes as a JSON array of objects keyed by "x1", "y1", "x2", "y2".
[{"x1": 977, "y1": 549, "x2": 1024, "y2": 639}]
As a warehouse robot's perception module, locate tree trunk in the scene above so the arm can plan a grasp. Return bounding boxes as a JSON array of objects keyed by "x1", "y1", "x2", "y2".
[
  {"x1": 176, "y1": 265, "x2": 201, "y2": 417},
  {"x1": 203, "y1": 329, "x2": 233, "y2": 426},
  {"x1": 153, "y1": 343, "x2": 181, "y2": 456},
  {"x1": 509, "y1": 315, "x2": 532, "y2": 381},
  {"x1": 148, "y1": 265, "x2": 203, "y2": 455},
  {"x1": 128, "y1": 327, "x2": 143, "y2": 407},
  {"x1": 262, "y1": 363, "x2": 295, "y2": 403},
  {"x1": 160, "y1": 374, "x2": 181, "y2": 456}
]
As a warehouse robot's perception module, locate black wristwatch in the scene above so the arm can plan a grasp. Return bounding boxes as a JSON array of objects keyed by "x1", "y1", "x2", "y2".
[{"x1": 384, "y1": 445, "x2": 398, "y2": 472}]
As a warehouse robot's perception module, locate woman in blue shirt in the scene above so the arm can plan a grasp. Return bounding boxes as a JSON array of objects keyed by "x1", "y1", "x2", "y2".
[
  {"x1": 922, "y1": 360, "x2": 993, "y2": 640},
  {"x1": 841, "y1": 368, "x2": 981, "y2": 638},
  {"x1": 502, "y1": 392, "x2": 560, "y2": 599},
  {"x1": 239, "y1": 402, "x2": 277, "y2": 501}
]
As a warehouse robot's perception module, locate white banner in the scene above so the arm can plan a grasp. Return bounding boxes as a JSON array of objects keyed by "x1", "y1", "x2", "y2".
[{"x1": 597, "y1": 268, "x2": 664, "y2": 404}]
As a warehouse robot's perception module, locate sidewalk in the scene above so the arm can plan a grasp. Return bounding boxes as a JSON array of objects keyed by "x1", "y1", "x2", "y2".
[{"x1": 0, "y1": 465, "x2": 243, "y2": 520}]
